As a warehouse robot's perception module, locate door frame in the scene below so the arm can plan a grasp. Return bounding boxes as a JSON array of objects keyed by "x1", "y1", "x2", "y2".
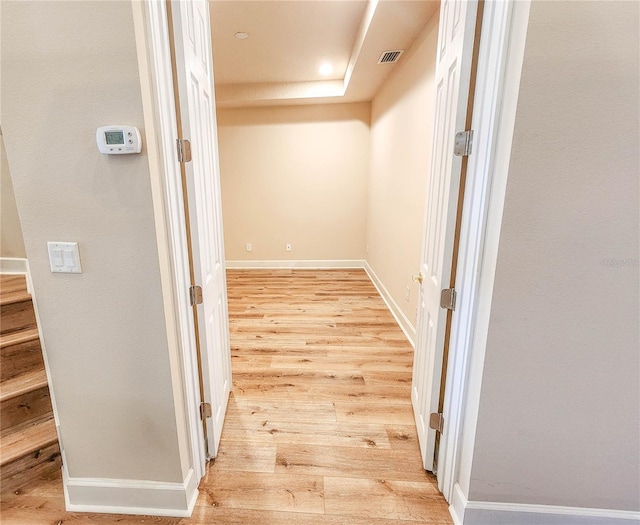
[
  {"x1": 132, "y1": 0, "x2": 532, "y2": 510},
  {"x1": 132, "y1": 0, "x2": 208, "y2": 481},
  {"x1": 436, "y1": 0, "x2": 531, "y2": 511}
]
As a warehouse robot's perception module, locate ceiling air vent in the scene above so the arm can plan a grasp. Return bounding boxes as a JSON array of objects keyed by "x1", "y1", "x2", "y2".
[{"x1": 378, "y1": 50, "x2": 404, "y2": 64}]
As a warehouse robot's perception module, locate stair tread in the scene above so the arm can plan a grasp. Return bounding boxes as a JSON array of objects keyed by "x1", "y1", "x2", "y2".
[
  {"x1": 0, "y1": 275, "x2": 30, "y2": 306},
  {"x1": 0, "y1": 327, "x2": 39, "y2": 349},
  {"x1": 0, "y1": 291, "x2": 31, "y2": 307},
  {"x1": 0, "y1": 368, "x2": 48, "y2": 403},
  {"x1": 0, "y1": 415, "x2": 57, "y2": 466},
  {"x1": 0, "y1": 275, "x2": 27, "y2": 290}
]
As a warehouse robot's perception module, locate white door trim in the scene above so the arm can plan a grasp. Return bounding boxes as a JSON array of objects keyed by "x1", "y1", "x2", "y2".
[
  {"x1": 132, "y1": 0, "x2": 206, "y2": 481},
  {"x1": 436, "y1": 0, "x2": 531, "y2": 510}
]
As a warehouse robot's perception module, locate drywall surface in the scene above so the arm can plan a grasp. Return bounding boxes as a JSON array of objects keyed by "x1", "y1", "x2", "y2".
[
  {"x1": 366, "y1": 12, "x2": 439, "y2": 331},
  {"x1": 217, "y1": 103, "x2": 369, "y2": 261},
  {"x1": 0, "y1": 133, "x2": 26, "y2": 258},
  {"x1": 469, "y1": 0, "x2": 639, "y2": 511},
  {"x1": 1, "y1": 1, "x2": 184, "y2": 482}
]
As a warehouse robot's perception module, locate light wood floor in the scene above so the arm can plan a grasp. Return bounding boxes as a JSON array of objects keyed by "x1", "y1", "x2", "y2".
[{"x1": 0, "y1": 269, "x2": 452, "y2": 524}]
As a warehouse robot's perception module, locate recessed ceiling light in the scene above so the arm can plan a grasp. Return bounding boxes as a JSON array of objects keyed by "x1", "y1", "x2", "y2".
[
  {"x1": 234, "y1": 32, "x2": 249, "y2": 40},
  {"x1": 319, "y1": 62, "x2": 333, "y2": 76}
]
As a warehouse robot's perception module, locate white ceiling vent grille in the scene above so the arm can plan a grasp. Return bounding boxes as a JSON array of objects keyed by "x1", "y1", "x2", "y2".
[{"x1": 378, "y1": 50, "x2": 404, "y2": 64}]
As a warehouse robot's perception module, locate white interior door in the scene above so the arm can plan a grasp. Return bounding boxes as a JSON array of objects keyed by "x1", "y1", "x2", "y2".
[
  {"x1": 412, "y1": 0, "x2": 478, "y2": 472},
  {"x1": 170, "y1": 0, "x2": 231, "y2": 459}
]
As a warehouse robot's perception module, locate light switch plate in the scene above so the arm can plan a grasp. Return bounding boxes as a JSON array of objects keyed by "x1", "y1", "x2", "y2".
[{"x1": 47, "y1": 242, "x2": 82, "y2": 273}]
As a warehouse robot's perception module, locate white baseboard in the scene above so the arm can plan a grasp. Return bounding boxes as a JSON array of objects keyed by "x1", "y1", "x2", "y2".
[
  {"x1": 364, "y1": 261, "x2": 416, "y2": 348},
  {"x1": 225, "y1": 259, "x2": 366, "y2": 269},
  {"x1": 0, "y1": 256, "x2": 28, "y2": 274},
  {"x1": 450, "y1": 483, "x2": 640, "y2": 525},
  {"x1": 63, "y1": 465, "x2": 198, "y2": 517}
]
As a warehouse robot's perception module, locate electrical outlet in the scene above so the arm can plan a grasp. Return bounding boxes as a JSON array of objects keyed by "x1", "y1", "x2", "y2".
[
  {"x1": 405, "y1": 286, "x2": 411, "y2": 302},
  {"x1": 246, "y1": 243, "x2": 252, "y2": 252},
  {"x1": 286, "y1": 243, "x2": 292, "y2": 252}
]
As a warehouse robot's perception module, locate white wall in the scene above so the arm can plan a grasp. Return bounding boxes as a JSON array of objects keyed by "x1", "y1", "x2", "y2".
[
  {"x1": 469, "y1": 0, "x2": 639, "y2": 511},
  {"x1": 0, "y1": 133, "x2": 26, "y2": 258},
  {"x1": 218, "y1": 103, "x2": 370, "y2": 261},
  {"x1": 366, "y1": 12, "x2": 439, "y2": 332},
  {"x1": 1, "y1": 0, "x2": 188, "y2": 490}
]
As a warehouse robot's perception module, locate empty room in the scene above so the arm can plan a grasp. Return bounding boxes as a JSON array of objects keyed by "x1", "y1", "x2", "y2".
[{"x1": 187, "y1": 0, "x2": 452, "y2": 520}]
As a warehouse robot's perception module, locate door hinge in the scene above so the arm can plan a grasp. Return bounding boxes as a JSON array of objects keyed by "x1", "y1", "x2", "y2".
[
  {"x1": 429, "y1": 412, "x2": 444, "y2": 433},
  {"x1": 189, "y1": 285, "x2": 203, "y2": 306},
  {"x1": 199, "y1": 402, "x2": 212, "y2": 420},
  {"x1": 176, "y1": 138, "x2": 192, "y2": 163},
  {"x1": 440, "y1": 288, "x2": 457, "y2": 311},
  {"x1": 454, "y1": 130, "x2": 473, "y2": 156}
]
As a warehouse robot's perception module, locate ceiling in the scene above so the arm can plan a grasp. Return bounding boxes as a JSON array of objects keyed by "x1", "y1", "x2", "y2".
[{"x1": 210, "y1": 0, "x2": 440, "y2": 108}]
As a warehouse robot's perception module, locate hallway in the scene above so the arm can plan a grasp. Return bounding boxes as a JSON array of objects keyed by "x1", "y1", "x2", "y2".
[
  {"x1": 196, "y1": 268, "x2": 451, "y2": 523},
  {"x1": 0, "y1": 269, "x2": 452, "y2": 524}
]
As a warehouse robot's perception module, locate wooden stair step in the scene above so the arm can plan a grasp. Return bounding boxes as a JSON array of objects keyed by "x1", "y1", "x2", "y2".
[
  {"x1": 0, "y1": 415, "x2": 61, "y2": 496},
  {"x1": 0, "y1": 368, "x2": 49, "y2": 403},
  {"x1": 0, "y1": 289, "x2": 31, "y2": 307},
  {"x1": 0, "y1": 327, "x2": 39, "y2": 349},
  {"x1": 0, "y1": 415, "x2": 58, "y2": 466},
  {"x1": 1, "y1": 385, "x2": 53, "y2": 432},
  {"x1": 0, "y1": 329, "x2": 44, "y2": 383},
  {"x1": 0, "y1": 369, "x2": 53, "y2": 431},
  {"x1": 0, "y1": 299, "x2": 37, "y2": 336},
  {"x1": 0, "y1": 440, "x2": 61, "y2": 497},
  {"x1": 0, "y1": 274, "x2": 27, "y2": 287},
  {"x1": 0, "y1": 275, "x2": 30, "y2": 306}
]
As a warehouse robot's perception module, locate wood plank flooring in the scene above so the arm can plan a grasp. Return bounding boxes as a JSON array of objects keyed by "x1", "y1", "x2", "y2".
[{"x1": 0, "y1": 269, "x2": 452, "y2": 524}]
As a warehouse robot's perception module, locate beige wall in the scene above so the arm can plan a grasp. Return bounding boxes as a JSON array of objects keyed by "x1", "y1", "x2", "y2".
[
  {"x1": 470, "y1": 0, "x2": 639, "y2": 511},
  {"x1": 366, "y1": 13, "x2": 439, "y2": 329},
  {"x1": 217, "y1": 103, "x2": 369, "y2": 261},
  {"x1": 0, "y1": 133, "x2": 26, "y2": 258},
  {"x1": 217, "y1": 12, "x2": 439, "y2": 331},
  {"x1": 1, "y1": 1, "x2": 186, "y2": 483}
]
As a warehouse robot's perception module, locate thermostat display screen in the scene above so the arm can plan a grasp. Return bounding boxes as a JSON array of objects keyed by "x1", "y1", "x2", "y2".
[{"x1": 105, "y1": 131, "x2": 125, "y2": 145}]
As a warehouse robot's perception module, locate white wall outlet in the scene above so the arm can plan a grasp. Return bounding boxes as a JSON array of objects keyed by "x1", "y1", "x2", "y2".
[
  {"x1": 286, "y1": 243, "x2": 292, "y2": 252},
  {"x1": 246, "y1": 243, "x2": 252, "y2": 252},
  {"x1": 47, "y1": 241, "x2": 82, "y2": 273},
  {"x1": 405, "y1": 286, "x2": 411, "y2": 302}
]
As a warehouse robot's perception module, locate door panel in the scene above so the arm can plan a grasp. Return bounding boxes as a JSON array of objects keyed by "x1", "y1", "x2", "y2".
[
  {"x1": 171, "y1": 0, "x2": 231, "y2": 459},
  {"x1": 412, "y1": 0, "x2": 478, "y2": 473}
]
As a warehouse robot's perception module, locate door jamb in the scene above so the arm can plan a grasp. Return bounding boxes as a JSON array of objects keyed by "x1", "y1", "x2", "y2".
[
  {"x1": 436, "y1": 0, "x2": 531, "y2": 509},
  {"x1": 132, "y1": 0, "x2": 207, "y2": 481}
]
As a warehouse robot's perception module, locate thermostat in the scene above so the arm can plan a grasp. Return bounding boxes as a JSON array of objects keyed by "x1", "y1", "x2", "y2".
[{"x1": 96, "y1": 125, "x2": 142, "y2": 154}]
